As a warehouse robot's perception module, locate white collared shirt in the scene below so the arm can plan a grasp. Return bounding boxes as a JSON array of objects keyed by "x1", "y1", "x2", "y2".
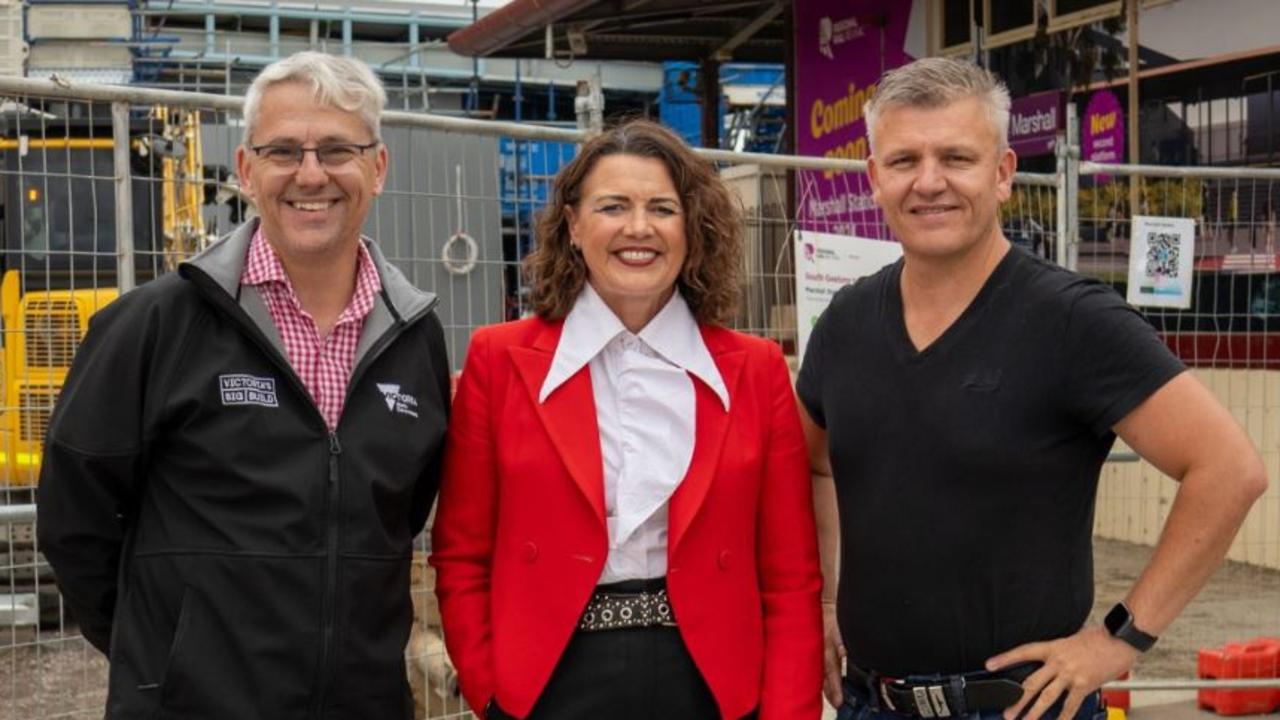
[{"x1": 540, "y1": 284, "x2": 730, "y2": 583}]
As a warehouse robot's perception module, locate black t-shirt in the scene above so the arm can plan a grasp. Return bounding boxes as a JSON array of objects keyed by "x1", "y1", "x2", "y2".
[{"x1": 795, "y1": 246, "x2": 1185, "y2": 676}]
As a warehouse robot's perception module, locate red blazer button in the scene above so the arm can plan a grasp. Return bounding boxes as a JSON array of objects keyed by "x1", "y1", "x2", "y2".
[
  {"x1": 522, "y1": 541, "x2": 539, "y2": 562},
  {"x1": 717, "y1": 550, "x2": 732, "y2": 570}
]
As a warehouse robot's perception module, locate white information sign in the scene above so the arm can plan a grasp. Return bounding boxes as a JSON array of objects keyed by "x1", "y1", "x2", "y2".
[
  {"x1": 794, "y1": 230, "x2": 903, "y2": 360},
  {"x1": 1126, "y1": 215, "x2": 1196, "y2": 309}
]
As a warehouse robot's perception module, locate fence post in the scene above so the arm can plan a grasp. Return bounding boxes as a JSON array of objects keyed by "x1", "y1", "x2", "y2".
[
  {"x1": 1065, "y1": 102, "x2": 1080, "y2": 272},
  {"x1": 1055, "y1": 102, "x2": 1080, "y2": 272},
  {"x1": 112, "y1": 100, "x2": 136, "y2": 293},
  {"x1": 574, "y1": 76, "x2": 603, "y2": 137},
  {"x1": 1056, "y1": 131, "x2": 1068, "y2": 269}
]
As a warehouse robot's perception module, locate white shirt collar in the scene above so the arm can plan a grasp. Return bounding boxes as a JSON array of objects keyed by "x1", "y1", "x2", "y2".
[{"x1": 539, "y1": 284, "x2": 730, "y2": 410}]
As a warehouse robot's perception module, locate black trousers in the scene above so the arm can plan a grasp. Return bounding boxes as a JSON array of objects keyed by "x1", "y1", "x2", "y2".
[{"x1": 491, "y1": 624, "x2": 756, "y2": 719}]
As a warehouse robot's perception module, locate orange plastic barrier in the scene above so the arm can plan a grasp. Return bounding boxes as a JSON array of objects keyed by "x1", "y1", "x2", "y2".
[
  {"x1": 1102, "y1": 672, "x2": 1130, "y2": 710},
  {"x1": 1197, "y1": 637, "x2": 1280, "y2": 716}
]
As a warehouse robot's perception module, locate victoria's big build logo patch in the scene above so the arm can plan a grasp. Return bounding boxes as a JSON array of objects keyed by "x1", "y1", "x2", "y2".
[
  {"x1": 219, "y1": 374, "x2": 279, "y2": 408},
  {"x1": 376, "y1": 383, "x2": 419, "y2": 418}
]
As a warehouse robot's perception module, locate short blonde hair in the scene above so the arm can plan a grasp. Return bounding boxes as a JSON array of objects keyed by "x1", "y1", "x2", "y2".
[
  {"x1": 865, "y1": 57, "x2": 1011, "y2": 152},
  {"x1": 242, "y1": 51, "x2": 387, "y2": 145}
]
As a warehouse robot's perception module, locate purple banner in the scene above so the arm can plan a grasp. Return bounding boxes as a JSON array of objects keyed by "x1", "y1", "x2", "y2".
[
  {"x1": 1083, "y1": 89, "x2": 1125, "y2": 165},
  {"x1": 794, "y1": 0, "x2": 917, "y2": 235},
  {"x1": 1008, "y1": 91, "x2": 1061, "y2": 157}
]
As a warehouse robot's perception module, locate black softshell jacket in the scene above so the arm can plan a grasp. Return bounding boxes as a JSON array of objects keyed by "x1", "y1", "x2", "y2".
[{"x1": 36, "y1": 220, "x2": 451, "y2": 720}]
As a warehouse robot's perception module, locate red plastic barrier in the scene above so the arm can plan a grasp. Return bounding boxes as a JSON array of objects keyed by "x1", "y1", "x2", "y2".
[
  {"x1": 1102, "y1": 672, "x2": 1130, "y2": 710},
  {"x1": 1197, "y1": 637, "x2": 1280, "y2": 716}
]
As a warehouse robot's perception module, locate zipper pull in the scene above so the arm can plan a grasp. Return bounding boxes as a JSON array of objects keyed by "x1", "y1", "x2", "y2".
[{"x1": 329, "y1": 432, "x2": 342, "y2": 455}]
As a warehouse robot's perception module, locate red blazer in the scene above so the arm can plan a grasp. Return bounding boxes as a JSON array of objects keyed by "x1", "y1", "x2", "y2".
[{"x1": 431, "y1": 317, "x2": 822, "y2": 719}]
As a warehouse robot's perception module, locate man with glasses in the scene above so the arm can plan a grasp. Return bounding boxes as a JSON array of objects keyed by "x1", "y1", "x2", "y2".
[{"x1": 37, "y1": 52, "x2": 451, "y2": 719}]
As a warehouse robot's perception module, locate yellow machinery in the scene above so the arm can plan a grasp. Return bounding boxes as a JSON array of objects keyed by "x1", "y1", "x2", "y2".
[
  {"x1": 0, "y1": 106, "x2": 205, "y2": 486},
  {"x1": 0, "y1": 271, "x2": 118, "y2": 485},
  {"x1": 154, "y1": 106, "x2": 207, "y2": 272}
]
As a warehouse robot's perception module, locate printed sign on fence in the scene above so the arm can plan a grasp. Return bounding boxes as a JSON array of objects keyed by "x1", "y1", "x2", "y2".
[
  {"x1": 1008, "y1": 91, "x2": 1061, "y2": 157},
  {"x1": 795, "y1": 230, "x2": 903, "y2": 360},
  {"x1": 1127, "y1": 215, "x2": 1196, "y2": 309},
  {"x1": 1084, "y1": 89, "x2": 1125, "y2": 166},
  {"x1": 793, "y1": 0, "x2": 918, "y2": 236}
]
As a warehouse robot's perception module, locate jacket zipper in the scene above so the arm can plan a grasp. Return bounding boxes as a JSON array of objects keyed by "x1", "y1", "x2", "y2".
[
  {"x1": 309, "y1": 303, "x2": 435, "y2": 717},
  {"x1": 312, "y1": 431, "x2": 343, "y2": 719},
  {"x1": 186, "y1": 268, "x2": 438, "y2": 717}
]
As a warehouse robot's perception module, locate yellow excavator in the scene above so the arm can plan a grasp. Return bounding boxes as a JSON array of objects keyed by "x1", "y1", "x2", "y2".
[{"x1": 0, "y1": 104, "x2": 209, "y2": 488}]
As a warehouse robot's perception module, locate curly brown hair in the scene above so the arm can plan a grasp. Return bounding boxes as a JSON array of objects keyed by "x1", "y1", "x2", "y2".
[{"x1": 524, "y1": 119, "x2": 744, "y2": 325}]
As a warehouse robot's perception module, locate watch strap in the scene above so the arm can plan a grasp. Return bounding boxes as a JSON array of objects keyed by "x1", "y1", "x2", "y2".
[{"x1": 1107, "y1": 602, "x2": 1157, "y2": 652}]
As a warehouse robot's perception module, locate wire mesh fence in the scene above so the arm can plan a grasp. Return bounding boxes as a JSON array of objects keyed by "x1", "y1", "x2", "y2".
[
  {"x1": 1072, "y1": 165, "x2": 1280, "y2": 694},
  {"x1": 0, "y1": 76, "x2": 1273, "y2": 719},
  {"x1": 1074, "y1": 167, "x2": 1280, "y2": 559}
]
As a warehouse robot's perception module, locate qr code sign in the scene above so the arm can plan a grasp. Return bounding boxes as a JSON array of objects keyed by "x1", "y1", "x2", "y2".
[{"x1": 1144, "y1": 231, "x2": 1181, "y2": 279}]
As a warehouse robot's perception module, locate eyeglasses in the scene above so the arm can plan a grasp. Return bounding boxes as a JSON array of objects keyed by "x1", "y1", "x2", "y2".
[{"x1": 249, "y1": 141, "x2": 379, "y2": 169}]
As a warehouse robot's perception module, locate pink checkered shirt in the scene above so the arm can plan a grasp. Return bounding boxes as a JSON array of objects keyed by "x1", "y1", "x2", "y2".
[{"x1": 241, "y1": 227, "x2": 381, "y2": 431}]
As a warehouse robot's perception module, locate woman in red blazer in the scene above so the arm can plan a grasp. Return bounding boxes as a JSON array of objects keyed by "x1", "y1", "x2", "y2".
[{"x1": 431, "y1": 120, "x2": 822, "y2": 719}]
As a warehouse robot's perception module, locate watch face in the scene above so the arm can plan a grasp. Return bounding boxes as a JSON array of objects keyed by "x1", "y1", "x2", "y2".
[{"x1": 1104, "y1": 603, "x2": 1130, "y2": 634}]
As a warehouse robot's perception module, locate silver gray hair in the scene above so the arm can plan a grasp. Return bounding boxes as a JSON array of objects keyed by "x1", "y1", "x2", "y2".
[
  {"x1": 865, "y1": 57, "x2": 1012, "y2": 153},
  {"x1": 242, "y1": 51, "x2": 387, "y2": 146}
]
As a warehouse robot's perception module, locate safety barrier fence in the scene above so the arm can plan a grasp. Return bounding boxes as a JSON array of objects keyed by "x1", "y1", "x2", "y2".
[{"x1": 0, "y1": 77, "x2": 1274, "y2": 719}]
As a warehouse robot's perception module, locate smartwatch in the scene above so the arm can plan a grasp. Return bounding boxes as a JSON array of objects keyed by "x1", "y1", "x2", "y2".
[{"x1": 1104, "y1": 602, "x2": 1157, "y2": 652}]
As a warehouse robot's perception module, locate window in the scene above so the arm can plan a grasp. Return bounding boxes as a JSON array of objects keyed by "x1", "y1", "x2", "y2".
[
  {"x1": 984, "y1": 0, "x2": 1037, "y2": 48},
  {"x1": 1048, "y1": 0, "x2": 1121, "y2": 33},
  {"x1": 931, "y1": 0, "x2": 975, "y2": 57}
]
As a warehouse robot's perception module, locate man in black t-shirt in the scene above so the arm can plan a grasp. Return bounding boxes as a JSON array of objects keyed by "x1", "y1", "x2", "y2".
[{"x1": 797, "y1": 58, "x2": 1266, "y2": 720}]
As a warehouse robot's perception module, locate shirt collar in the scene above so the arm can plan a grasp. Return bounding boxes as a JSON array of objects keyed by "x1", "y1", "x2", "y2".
[
  {"x1": 241, "y1": 225, "x2": 289, "y2": 287},
  {"x1": 241, "y1": 226, "x2": 382, "y2": 324},
  {"x1": 539, "y1": 284, "x2": 730, "y2": 410},
  {"x1": 340, "y1": 243, "x2": 381, "y2": 324}
]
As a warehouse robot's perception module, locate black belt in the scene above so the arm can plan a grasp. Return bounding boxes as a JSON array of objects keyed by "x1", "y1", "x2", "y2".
[
  {"x1": 577, "y1": 578, "x2": 676, "y2": 632},
  {"x1": 846, "y1": 662, "x2": 1038, "y2": 718}
]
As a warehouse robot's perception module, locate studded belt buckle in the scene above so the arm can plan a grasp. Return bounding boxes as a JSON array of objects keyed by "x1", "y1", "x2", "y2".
[{"x1": 577, "y1": 588, "x2": 677, "y2": 632}]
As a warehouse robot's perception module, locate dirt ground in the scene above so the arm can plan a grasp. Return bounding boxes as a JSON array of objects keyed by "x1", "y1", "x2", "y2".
[
  {"x1": 0, "y1": 632, "x2": 107, "y2": 720},
  {"x1": 1091, "y1": 537, "x2": 1280, "y2": 679},
  {"x1": 2, "y1": 538, "x2": 1277, "y2": 720}
]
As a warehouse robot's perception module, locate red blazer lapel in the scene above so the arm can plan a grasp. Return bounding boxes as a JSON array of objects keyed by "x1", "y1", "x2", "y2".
[
  {"x1": 669, "y1": 326, "x2": 746, "y2": 554},
  {"x1": 508, "y1": 320, "x2": 607, "y2": 526}
]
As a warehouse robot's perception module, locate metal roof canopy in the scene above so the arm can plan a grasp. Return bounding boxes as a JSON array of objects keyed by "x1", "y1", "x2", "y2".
[
  {"x1": 447, "y1": 0, "x2": 794, "y2": 149},
  {"x1": 447, "y1": 0, "x2": 791, "y2": 63},
  {"x1": 1088, "y1": 43, "x2": 1280, "y2": 104}
]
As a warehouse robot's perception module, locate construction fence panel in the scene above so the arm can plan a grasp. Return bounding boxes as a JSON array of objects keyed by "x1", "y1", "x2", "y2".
[
  {"x1": 0, "y1": 80, "x2": 520, "y2": 720},
  {"x1": 1078, "y1": 163, "x2": 1280, "y2": 682},
  {"x1": 0, "y1": 76, "x2": 1272, "y2": 720},
  {"x1": 718, "y1": 159, "x2": 1058, "y2": 358},
  {"x1": 0, "y1": 78, "x2": 596, "y2": 720},
  {"x1": 0, "y1": 89, "x2": 245, "y2": 720}
]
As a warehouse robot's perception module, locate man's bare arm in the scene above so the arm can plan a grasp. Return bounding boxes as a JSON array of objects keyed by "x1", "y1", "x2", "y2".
[
  {"x1": 1110, "y1": 372, "x2": 1267, "y2": 634},
  {"x1": 799, "y1": 401, "x2": 845, "y2": 707},
  {"x1": 989, "y1": 371, "x2": 1267, "y2": 720}
]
